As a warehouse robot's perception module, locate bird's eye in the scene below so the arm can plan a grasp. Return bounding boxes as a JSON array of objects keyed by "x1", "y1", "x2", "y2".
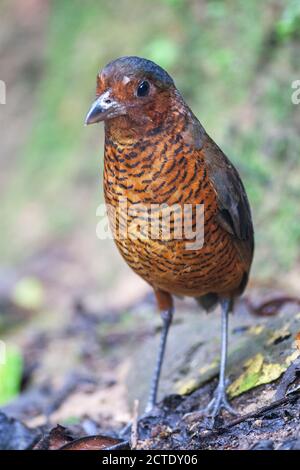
[{"x1": 137, "y1": 81, "x2": 150, "y2": 97}]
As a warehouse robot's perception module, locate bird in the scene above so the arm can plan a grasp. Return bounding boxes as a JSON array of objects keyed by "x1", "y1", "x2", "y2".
[{"x1": 85, "y1": 56, "x2": 254, "y2": 423}]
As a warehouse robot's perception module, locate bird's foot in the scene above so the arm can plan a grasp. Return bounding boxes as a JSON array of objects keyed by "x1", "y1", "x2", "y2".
[
  {"x1": 144, "y1": 399, "x2": 156, "y2": 414},
  {"x1": 203, "y1": 385, "x2": 238, "y2": 426},
  {"x1": 183, "y1": 385, "x2": 239, "y2": 428}
]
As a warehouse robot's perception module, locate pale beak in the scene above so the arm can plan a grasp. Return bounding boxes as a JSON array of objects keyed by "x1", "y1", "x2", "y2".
[{"x1": 85, "y1": 91, "x2": 120, "y2": 125}]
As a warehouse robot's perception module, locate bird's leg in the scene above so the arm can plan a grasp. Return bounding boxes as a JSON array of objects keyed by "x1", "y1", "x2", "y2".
[
  {"x1": 119, "y1": 291, "x2": 173, "y2": 439},
  {"x1": 145, "y1": 308, "x2": 173, "y2": 412},
  {"x1": 203, "y1": 297, "x2": 238, "y2": 423},
  {"x1": 145, "y1": 290, "x2": 173, "y2": 413}
]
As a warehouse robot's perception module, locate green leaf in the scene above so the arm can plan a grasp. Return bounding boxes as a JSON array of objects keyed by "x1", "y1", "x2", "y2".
[
  {"x1": 0, "y1": 345, "x2": 23, "y2": 405},
  {"x1": 227, "y1": 353, "x2": 285, "y2": 398}
]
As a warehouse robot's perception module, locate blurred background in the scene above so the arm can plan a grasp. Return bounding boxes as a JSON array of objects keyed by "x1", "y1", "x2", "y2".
[{"x1": 0, "y1": 0, "x2": 300, "y2": 427}]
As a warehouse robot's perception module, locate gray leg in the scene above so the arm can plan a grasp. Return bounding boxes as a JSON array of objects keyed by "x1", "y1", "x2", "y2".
[
  {"x1": 119, "y1": 307, "x2": 173, "y2": 438},
  {"x1": 204, "y1": 297, "x2": 238, "y2": 422},
  {"x1": 145, "y1": 308, "x2": 173, "y2": 412}
]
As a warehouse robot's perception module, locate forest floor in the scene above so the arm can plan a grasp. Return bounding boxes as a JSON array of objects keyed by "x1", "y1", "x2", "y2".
[{"x1": 0, "y1": 283, "x2": 299, "y2": 450}]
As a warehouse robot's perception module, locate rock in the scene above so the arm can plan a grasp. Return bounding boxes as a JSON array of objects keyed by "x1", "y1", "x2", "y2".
[{"x1": 126, "y1": 301, "x2": 300, "y2": 410}]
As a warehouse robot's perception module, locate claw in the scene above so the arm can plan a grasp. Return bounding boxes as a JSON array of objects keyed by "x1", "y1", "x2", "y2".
[
  {"x1": 202, "y1": 386, "x2": 239, "y2": 427},
  {"x1": 183, "y1": 385, "x2": 239, "y2": 428}
]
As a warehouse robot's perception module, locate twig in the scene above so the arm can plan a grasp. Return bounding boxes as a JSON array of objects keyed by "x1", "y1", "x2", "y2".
[
  {"x1": 131, "y1": 399, "x2": 139, "y2": 449},
  {"x1": 222, "y1": 389, "x2": 299, "y2": 430},
  {"x1": 195, "y1": 389, "x2": 300, "y2": 442}
]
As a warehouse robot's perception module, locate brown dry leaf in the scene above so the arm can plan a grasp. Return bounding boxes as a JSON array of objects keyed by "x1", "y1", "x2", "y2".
[
  {"x1": 61, "y1": 435, "x2": 121, "y2": 450},
  {"x1": 34, "y1": 425, "x2": 73, "y2": 450}
]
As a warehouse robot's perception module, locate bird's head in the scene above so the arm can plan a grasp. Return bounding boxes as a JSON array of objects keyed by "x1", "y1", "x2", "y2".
[{"x1": 85, "y1": 56, "x2": 177, "y2": 137}]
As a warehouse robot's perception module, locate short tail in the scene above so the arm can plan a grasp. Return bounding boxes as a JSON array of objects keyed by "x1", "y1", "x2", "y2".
[
  {"x1": 196, "y1": 293, "x2": 219, "y2": 312},
  {"x1": 196, "y1": 293, "x2": 236, "y2": 312}
]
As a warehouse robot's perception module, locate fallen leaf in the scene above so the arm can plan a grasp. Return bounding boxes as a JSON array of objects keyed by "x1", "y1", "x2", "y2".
[
  {"x1": 227, "y1": 354, "x2": 263, "y2": 397},
  {"x1": 227, "y1": 353, "x2": 285, "y2": 398},
  {"x1": 61, "y1": 435, "x2": 122, "y2": 450},
  {"x1": 256, "y1": 363, "x2": 284, "y2": 386},
  {"x1": 34, "y1": 425, "x2": 73, "y2": 450}
]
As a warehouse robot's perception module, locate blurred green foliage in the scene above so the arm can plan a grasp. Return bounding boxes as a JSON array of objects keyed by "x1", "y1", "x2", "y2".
[
  {"x1": 0, "y1": 345, "x2": 23, "y2": 405},
  {"x1": 276, "y1": 0, "x2": 300, "y2": 39},
  {"x1": 1, "y1": 0, "x2": 300, "y2": 278}
]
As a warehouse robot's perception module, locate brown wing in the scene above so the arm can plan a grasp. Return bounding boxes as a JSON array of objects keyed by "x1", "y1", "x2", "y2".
[
  {"x1": 201, "y1": 134, "x2": 254, "y2": 269},
  {"x1": 185, "y1": 112, "x2": 254, "y2": 293}
]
